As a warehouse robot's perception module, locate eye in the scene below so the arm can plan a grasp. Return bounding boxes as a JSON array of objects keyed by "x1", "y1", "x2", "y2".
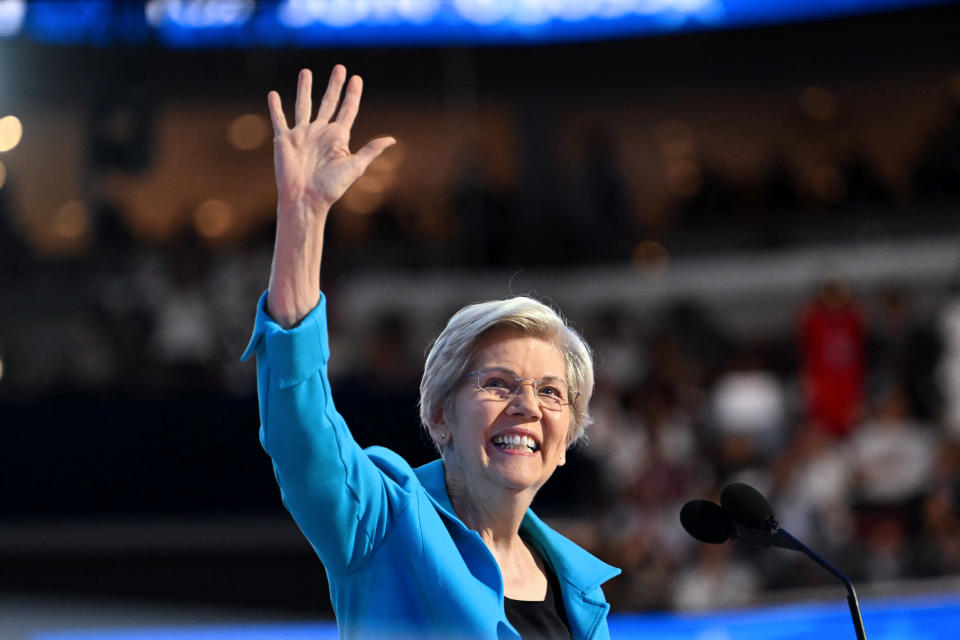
[
  {"x1": 538, "y1": 385, "x2": 563, "y2": 398},
  {"x1": 480, "y1": 375, "x2": 511, "y2": 390}
]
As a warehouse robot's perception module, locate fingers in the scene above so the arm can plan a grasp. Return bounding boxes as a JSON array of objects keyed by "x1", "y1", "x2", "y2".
[
  {"x1": 352, "y1": 136, "x2": 396, "y2": 172},
  {"x1": 275, "y1": 66, "x2": 358, "y2": 132},
  {"x1": 267, "y1": 90, "x2": 289, "y2": 134},
  {"x1": 294, "y1": 68, "x2": 312, "y2": 126},
  {"x1": 336, "y1": 75, "x2": 363, "y2": 130},
  {"x1": 316, "y1": 65, "x2": 347, "y2": 124}
]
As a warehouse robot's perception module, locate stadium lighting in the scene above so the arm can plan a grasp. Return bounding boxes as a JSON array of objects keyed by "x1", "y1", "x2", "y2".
[{"x1": 0, "y1": 0, "x2": 25, "y2": 37}]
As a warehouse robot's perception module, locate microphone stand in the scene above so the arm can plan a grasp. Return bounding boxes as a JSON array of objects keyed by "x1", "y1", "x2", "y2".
[
  {"x1": 732, "y1": 521, "x2": 867, "y2": 640},
  {"x1": 776, "y1": 527, "x2": 867, "y2": 640}
]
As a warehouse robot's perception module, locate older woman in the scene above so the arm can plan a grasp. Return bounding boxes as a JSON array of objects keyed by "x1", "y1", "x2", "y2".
[{"x1": 243, "y1": 66, "x2": 619, "y2": 640}]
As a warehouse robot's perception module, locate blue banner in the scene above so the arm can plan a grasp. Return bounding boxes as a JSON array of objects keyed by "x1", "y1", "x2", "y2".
[{"x1": 0, "y1": 0, "x2": 955, "y2": 47}]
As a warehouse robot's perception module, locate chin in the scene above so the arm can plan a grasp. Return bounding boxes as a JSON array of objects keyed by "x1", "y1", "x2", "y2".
[{"x1": 491, "y1": 463, "x2": 554, "y2": 493}]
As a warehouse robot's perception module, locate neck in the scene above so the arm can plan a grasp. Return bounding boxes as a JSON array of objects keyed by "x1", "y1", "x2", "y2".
[{"x1": 444, "y1": 463, "x2": 532, "y2": 552}]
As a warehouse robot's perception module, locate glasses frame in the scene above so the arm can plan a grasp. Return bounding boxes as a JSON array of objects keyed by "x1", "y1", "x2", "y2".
[{"x1": 459, "y1": 368, "x2": 580, "y2": 410}]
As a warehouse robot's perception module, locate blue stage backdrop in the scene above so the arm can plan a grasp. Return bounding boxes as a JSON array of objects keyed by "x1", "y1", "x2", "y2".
[
  {"x1": 0, "y1": 0, "x2": 956, "y2": 48},
  {"x1": 29, "y1": 592, "x2": 960, "y2": 640}
]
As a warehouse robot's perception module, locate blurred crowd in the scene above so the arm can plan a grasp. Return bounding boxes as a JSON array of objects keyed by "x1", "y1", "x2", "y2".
[{"x1": 582, "y1": 273, "x2": 960, "y2": 611}]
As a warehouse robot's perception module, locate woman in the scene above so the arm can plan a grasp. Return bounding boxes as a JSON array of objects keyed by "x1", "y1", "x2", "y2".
[{"x1": 243, "y1": 66, "x2": 619, "y2": 640}]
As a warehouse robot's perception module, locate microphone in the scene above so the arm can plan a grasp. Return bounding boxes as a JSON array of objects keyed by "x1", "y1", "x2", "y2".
[
  {"x1": 680, "y1": 483, "x2": 868, "y2": 640},
  {"x1": 678, "y1": 493, "x2": 799, "y2": 551},
  {"x1": 720, "y1": 482, "x2": 803, "y2": 551},
  {"x1": 679, "y1": 499, "x2": 733, "y2": 544},
  {"x1": 720, "y1": 482, "x2": 774, "y2": 528}
]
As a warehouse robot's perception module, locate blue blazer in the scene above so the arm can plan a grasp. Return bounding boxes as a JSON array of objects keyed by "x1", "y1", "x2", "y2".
[{"x1": 243, "y1": 292, "x2": 620, "y2": 639}]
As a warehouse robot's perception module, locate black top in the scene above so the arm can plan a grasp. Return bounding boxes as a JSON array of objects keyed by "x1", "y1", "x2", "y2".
[{"x1": 504, "y1": 555, "x2": 572, "y2": 640}]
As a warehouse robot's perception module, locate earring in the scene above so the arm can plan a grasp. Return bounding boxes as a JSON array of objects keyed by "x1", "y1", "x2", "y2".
[{"x1": 440, "y1": 432, "x2": 447, "y2": 440}]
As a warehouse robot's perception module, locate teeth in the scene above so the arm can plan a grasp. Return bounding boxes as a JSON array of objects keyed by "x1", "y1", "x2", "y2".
[{"x1": 492, "y1": 434, "x2": 538, "y2": 452}]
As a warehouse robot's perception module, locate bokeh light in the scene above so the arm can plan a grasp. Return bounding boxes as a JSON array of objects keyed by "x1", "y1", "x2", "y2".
[
  {"x1": 0, "y1": 160, "x2": 6, "y2": 189},
  {"x1": 227, "y1": 113, "x2": 269, "y2": 151},
  {"x1": 194, "y1": 198, "x2": 234, "y2": 239},
  {"x1": 0, "y1": 115, "x2": 23, "y2": 152},
  {"x1": 52, "y1": 200, "x2": 90, "y2": 241}
]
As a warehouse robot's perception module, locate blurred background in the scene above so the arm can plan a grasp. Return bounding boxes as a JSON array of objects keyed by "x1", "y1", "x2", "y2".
[{"x1": 2, "y1": 0, "x2": 960, "y2": 638}]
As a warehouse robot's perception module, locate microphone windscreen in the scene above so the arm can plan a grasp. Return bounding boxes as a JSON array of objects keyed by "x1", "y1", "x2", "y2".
[
  {"x1": 680, "y1": 500, "x2": 732, "y2": 544},
  {"x1": 720, "y1": 482, "x2": 774, "y2": 529}
]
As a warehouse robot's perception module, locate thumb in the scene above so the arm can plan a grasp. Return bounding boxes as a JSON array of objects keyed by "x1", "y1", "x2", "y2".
[{"x1": 353, "y1": 136, "x2": 397, "y2": 173}]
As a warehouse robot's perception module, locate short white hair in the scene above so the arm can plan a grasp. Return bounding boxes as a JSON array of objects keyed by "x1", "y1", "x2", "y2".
[{"x1": 419, "y1": 296, "x2": 594, "y2": 446}]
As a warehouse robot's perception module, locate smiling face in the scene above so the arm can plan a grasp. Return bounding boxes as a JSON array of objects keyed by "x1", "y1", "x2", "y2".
[{"x1": 431, "y1": 325, "x2": 571, "y2": 501}]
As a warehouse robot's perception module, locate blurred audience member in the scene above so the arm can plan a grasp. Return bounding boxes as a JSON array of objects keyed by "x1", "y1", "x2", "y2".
[
  {"x1": 800, "y1": 273, "x2": 866, "y2": 437},
  {"x1": 710, "y1": 361, "x2": 787, "y2": 483},
  {"x1": 145, "y1": 248, "x2": 219, "y2": 392},
  {"x1": 844, "y1": 383, "x2": 936, "y2": 581},
  {"x1": 847, "y1": 383, "x2": 935, "y2": 508}
]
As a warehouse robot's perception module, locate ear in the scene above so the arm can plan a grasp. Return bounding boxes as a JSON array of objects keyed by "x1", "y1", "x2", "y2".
[{"x1": 427, "y1": 405, "x2": 451, "y2": 448}]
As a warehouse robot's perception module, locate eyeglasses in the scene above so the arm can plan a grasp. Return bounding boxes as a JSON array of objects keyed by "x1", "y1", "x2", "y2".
[{"x1": 460, "y1": 368, "x2": 579, "y2": 410}]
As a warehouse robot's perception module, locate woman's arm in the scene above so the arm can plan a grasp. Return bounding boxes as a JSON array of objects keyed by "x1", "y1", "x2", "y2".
[
  {"x1": 265, "y1": 65, "x2": 394, "y2": 328},
  {"x1": 247, "y1": 67, "x2": 403, "y2": 575}
]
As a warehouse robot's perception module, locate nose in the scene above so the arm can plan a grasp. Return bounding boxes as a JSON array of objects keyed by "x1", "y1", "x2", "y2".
[{"x1": 509, "y1": 380, "x2": 543, "y2": 418}]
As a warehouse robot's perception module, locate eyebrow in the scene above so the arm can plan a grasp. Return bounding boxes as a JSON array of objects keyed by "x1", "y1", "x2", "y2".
[{"x1": 480, "y1": 366, "x2": 565, "y2": 383}]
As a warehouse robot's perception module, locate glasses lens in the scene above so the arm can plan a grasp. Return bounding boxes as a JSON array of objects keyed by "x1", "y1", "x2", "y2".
[
  {"x1": 475, "y1": 370, "x2": 569, "y2": 407},
  {"x1": 535, "y1": 383, "x2": 567, "y2": 407},
  {"x1": 476, "y1": 371, "x2": 513, "y2": 399}
]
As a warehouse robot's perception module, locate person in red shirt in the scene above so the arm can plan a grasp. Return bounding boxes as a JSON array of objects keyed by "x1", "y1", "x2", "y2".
[{"x1": 800, "y1": 273, "x2": 867, "y2": 437}]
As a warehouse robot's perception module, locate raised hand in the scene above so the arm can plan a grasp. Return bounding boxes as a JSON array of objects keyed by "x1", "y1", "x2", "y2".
[
  {"x1": 267, "y1": 65, "x2": 395, "y2": 213},
  {"x1": 265, "y1": 66, "x2": 394, "y2": 328}
]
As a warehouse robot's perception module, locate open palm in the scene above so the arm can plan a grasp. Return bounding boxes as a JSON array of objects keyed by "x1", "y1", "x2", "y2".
[{"x1": 268, "y1": 66, "x2": 395, "y2": 212}]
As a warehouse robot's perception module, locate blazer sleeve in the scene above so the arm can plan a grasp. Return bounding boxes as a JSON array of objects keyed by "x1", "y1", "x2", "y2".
[{"x1": 242, "y1": 291, "x2": 411, "y2": 576}]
